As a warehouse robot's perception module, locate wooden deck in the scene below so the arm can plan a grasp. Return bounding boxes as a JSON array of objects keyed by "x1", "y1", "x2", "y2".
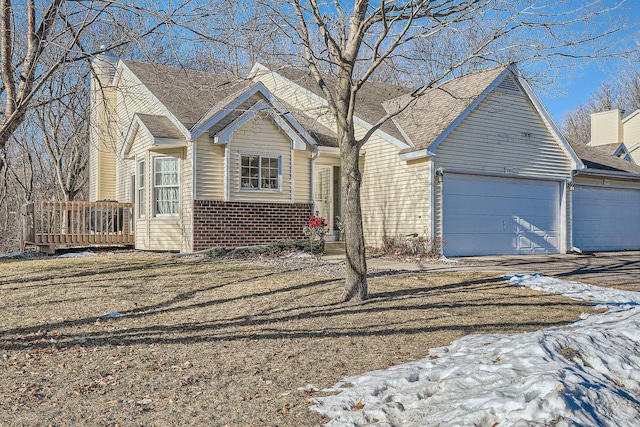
[{"x1": 22, "y1": 201, "x2": 135, "y2": 253}]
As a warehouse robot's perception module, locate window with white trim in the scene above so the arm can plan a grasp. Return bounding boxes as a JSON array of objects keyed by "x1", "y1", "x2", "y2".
[
  {"x1": 240, "y1": 154, "x2": 281, "y2": 190},
  {"x1": 136, "y1": 160, "x2": 146, "y2": 217},
  {"x1": 153, "y1": 156, "x2": 179, "y2": 215}
]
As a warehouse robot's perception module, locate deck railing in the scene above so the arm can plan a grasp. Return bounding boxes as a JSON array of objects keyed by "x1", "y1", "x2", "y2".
[{"x1": 22, "y1": 200, "x2": 135, "y2": 253}]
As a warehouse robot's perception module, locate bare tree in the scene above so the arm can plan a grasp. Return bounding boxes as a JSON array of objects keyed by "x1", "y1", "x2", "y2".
[
  {"x1": 259, "y1": 0, "x2": 632, "y2": 301},
  {"x1": 0, "y1": 0, "x2": 189, "y2": 169},
  {"x1": 564, "y1": 58, "x2": 640, "y2": 145},
  {"x1": 35, "y1": 63, "x2": 90, "y2": 201}
]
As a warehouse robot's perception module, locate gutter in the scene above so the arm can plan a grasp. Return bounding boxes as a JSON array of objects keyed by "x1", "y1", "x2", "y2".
[{"x1": 574, "y1": 168, "x2": 640, "y2": 181}]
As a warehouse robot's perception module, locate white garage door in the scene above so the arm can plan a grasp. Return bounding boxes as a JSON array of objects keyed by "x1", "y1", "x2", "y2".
[
  {"x1": 573, "y1": 185, "x2": 640, "y2": 251},
  {"x1": 442, "y1": 174, "x2": 561, "y2": 256}
]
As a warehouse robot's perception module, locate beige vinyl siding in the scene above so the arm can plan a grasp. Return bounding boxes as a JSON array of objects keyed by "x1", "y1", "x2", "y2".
[
  {"x1": 228, "y1": 114, "x2": 293, "y2": 203},
  {"x1": 435, "y1": 90, "x2": 572, "y2": 179},
  {"x1": 116, "y1": 130, "x2": 152, "y2": 202},
  {"x1": 624, "y1": 114, "x2": 640, "y2": 163},
  {"x1": 89, "y1": 80, "x2": 118, "y2": 201},
  {"x1": 258, "y1": 71, "x2": 432, "y2": 246},
  {"x1": 113, "y1": 68, "x2": 167, "y2": 204},
  {"x1": 126, "y1": 131, "x2": 154, "y2": 250},
  {"x1": 147, "y1": 150, "x2": 183, "y2": 251},
  {"x1": 135, "y1": 220, "x2": 147, "y2": 250},
  {"x1": 590, "y1": 110, "x2": 623, "y2": 146},
  {"x1": 181, "y1": 144, "x2": 193, "y2": 252},
  {"x1": 256, "y1": 68, "x2": 436, "y2": 246},
  {"x1": 315, "y1": 154, "x2": 340, "y2": 168},
  {"x1": 360, "y1": 133, "x2": 432, "y2": 247},
  {"x1": 195, "y1": 134, "x2": 225, "y2": 200},
  {"x1": 573, "y1": 174, "x2": 640, "y2": 190},
  {"x1": 293, "y1": 149, "x2": 312, "y2": 202},
  {"x1": 148, "y1": 219, "x2": 182, "y2": 251},
  {"x1": 624, "y1": 114, "x2": 640, "y2": 144}
]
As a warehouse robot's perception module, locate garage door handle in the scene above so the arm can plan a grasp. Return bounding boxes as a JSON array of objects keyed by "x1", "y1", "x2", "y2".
[{"x1": 503, "y1": 220, "x2": 506, "y2": 231}]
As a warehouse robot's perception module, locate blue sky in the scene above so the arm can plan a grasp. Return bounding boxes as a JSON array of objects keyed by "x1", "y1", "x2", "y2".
[
  {"x1": 539, "y1": 58, "x2": 632, "y2": 126},
  {"x1": 535, "y1": 1, "x2": 639, "y2": 127}
]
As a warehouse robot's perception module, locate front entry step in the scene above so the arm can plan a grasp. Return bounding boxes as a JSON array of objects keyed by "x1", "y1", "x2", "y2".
[{"x1": 324, "y1": 241, "x2": 345, "y2": 256}]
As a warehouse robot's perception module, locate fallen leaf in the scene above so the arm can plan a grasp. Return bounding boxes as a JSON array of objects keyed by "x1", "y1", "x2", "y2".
[{"x1": 354, "y1": 402, "x2": 364, "y2": 410}]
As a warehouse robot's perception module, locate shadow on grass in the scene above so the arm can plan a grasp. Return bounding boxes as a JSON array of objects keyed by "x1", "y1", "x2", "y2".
[{"x1": 1, "y1": 264, "x2": 591, "y2": 352}]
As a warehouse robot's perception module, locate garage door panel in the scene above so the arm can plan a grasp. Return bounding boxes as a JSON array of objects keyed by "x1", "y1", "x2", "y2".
[
  {"x1": 573, "y1": 185, "x2": 640, "y2": 251},
  {"x1": 443, "y1": 174, "x2": 561, "y2": 256}
]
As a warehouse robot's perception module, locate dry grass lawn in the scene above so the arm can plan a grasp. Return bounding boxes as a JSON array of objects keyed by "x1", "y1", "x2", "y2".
[{"x1": 0, "y1": 253, "x2": 597, "y2": 426}]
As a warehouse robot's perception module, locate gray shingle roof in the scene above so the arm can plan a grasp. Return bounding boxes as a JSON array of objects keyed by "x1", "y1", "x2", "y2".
[
  {"x1": 591, "y1": 142, "x2": 624, "y2": 156},
  {"x1": 570, "y1": 140, "x2": 640, "y2": 174},
  {"x1": 257, "y1": 64, "x2": 413, "y2": 144},
  {"x1": 121, "y1": 60, "x2": 252, "y2": 129},
  {"x1": 382, "y1": 66, "x2": 508, "y2": 154},
  {"x1": 136, "y1": 113, "x2": 184, "y2": 140}
]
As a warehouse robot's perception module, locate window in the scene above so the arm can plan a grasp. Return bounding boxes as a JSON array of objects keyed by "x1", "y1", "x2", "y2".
[
  {"x1": 240, "y1": 155, "x2": 280, "y2": 190},
  {"x1": 137, "y1": 160, "x2": 146, "y2": 217},
  {"x1": 154, "y1": 156, "x2": 179, "y2": 215}
]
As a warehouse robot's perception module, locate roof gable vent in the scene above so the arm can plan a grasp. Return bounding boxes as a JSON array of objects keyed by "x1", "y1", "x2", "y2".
[{"x1": 496, "y1": 75, "x2": 522, "y2": 94}]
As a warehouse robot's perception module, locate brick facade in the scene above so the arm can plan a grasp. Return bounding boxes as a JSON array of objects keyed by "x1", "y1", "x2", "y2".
[{"x1": 192, "y1": 200, "x2": 313, "y2": 250}]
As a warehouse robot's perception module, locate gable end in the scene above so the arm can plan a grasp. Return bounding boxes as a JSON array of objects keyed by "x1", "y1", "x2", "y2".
[{"x1": 495, "y1": 74, "x2": 523, "y2": 95}]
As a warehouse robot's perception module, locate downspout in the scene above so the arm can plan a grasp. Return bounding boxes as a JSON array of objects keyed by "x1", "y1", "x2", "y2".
[
  {"x1": 290, "y1": 148, "x2": 295, "y2": 203},
  {"x1": 191, "y1": 139, "x2": 197, "y2": 200},
  {"x1": 310, "y1": 146, "x2": 319, "y2": 214},
  {"x1": 225, "y1": 145, "x2": 230, "y2": 201},
  {"x1": 566, "y1": 171, "x2": 578, "y2": 253},
  {"x1": 190, "y1": 138, "x2": 196, "y2": 253},
  {"x1": 435, "y1": 168, "x2": 444, "y2": 256}
]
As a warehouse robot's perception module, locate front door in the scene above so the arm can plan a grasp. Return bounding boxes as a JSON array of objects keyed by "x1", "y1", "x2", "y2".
[{"x1": 314, "y1": 165, "x2": 341, "y2": 241}]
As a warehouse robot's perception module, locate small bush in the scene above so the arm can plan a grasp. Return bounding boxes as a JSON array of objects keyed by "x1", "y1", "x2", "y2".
[
  {"x1": 202, "y1": 239, "x2": 323, "y2": 259},
  {"x1": 381, "y1": 234, "x2": 444, "y2": 259}
]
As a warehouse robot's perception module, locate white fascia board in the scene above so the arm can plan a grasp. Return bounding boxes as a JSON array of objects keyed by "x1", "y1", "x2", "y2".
[
  {"x1": 612, "y1": 143, "x2": 636, "y2": 163},
  {"x1": 514, "y1": 67, "x2": 585, "y2": 171},
  {"x1": 190, "y1": 83, "x2": 262, "y2": 140},
  {"x1": 149, "y1": 138, "x2": 188, "y2": 149},
  {"x1": 121, "y1": 119, "x2": 140, "y2": 159},
  {"x1": 253, "y1": 62, "x2": 409, "y2": 150},
  {"x1": 213, "y1": 100, "x2": 309, "y2": 150},
  {"x1": 622, "y1": 109, "x2": 640, "y2": 123},
  {"x1": 389, "y1": 115, "x2": 415, "y2": 147},
  {"x1": 399, "y1": 149, "x2": 435, "y2": 162},
  {"x1": 192, "y1": 81, "x2": 317, "y2": 149},
  {"x1": 117, "y1": 61, "x2": 191, "y2": 139},
  {"x1": 628, "y1": 142, "x2": 640, "y2": 153}
]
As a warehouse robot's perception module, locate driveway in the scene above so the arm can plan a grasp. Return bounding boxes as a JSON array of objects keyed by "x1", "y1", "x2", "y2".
[
  {"x1": 454, "y1": 251, "x2": 640, "y2": 291},
  {"x1": 356, "y1": 251, "x2": 640, "y2": 292}
]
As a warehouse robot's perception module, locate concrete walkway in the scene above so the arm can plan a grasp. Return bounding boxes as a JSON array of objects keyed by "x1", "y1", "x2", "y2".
[{"x1": 323, "y1": 251, "x2": 640, "y2": 291}]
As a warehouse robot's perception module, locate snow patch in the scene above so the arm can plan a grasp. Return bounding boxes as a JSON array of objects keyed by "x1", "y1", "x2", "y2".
[{"x1": 312, "y1": 274, "x2": 640, "y2": 426}]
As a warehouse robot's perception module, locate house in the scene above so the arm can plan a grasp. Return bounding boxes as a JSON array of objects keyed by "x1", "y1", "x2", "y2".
[
  {"x1": 589, "y1": 109, "x2": 640, "y2": 163},
  {"x1": 568, "y1": 109, "x2": 640, "y2": 252},
  {"x1": 89, "y1": 56, "x2": 322, "y2": 252},
  {"x1": 88, "y1": 56, "x2": 640, "y2": 256}
]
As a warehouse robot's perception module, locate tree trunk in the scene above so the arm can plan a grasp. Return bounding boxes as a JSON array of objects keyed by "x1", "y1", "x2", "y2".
[{"x1": 340, "y1": 132, "x2": 368, "y2": 301}]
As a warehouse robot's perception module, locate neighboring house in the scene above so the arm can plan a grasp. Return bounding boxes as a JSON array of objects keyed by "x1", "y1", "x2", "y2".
[
  {"x1": 569, "y1": 109, "x2": 640, "y2": 252},
  {"x1": 589, "y1": 109, "x2": 640, "y2": 163},
  {"x1": 88, "y1": 56, "x2": 640, "y2": 256}
]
